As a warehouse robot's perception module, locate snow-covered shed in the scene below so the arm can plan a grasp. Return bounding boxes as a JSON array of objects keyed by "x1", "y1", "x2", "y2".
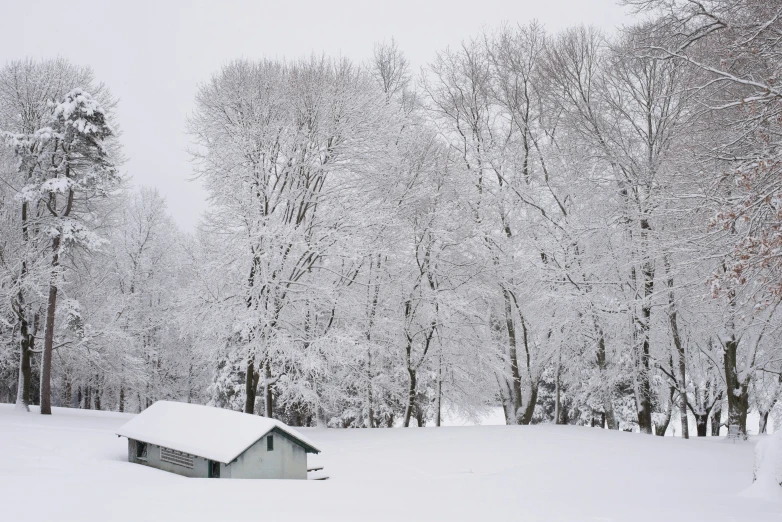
[{"x1": 116, "y1": 401, "x2": 320, "y2": 479}]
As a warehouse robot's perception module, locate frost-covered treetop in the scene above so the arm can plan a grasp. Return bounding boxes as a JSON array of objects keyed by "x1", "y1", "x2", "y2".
[
  {"x1": 50, "y1": 89, "x2": 113, "y2": 139},
  {"x1": 1, "y1": 88, "x2": 114, "y2": 156}
]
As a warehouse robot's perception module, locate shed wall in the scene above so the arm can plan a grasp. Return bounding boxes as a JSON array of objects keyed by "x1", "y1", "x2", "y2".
[
  {"x1": 128, "y1": 439, "x2": 210, "y2": 478},
  {"x1": 127, "y1": 433, "x2": 307, "y2": 480},
  {"x1": 227, "y1": 432, "x2": 307, "y2": 479}
]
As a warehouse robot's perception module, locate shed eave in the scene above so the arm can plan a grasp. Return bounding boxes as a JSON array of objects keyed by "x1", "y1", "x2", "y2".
[
  {"x1": 118, "y1": 434, "x2": 232, "y2": 464},
  {"x1": 270, "y1": 426, "x2": 320, "y2": 454}
]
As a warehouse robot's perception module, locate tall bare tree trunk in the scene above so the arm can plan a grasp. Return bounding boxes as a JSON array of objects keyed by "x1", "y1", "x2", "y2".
[
  {"x1": 711, "y1": 405, "x2": 723, "y2": 436},
  {"x1": 520, "y1": 383, "x2": 539, "y2": 425},
  {"x1": 637, "y1": 322, "x2": 654, "y2": 433},
  {"x1": 692, "y1": 413, "x2": 707, "y2": 436},
  {"x1": 633, "y1": 234, "x2": 655, "y2": 434},
  {"x1": 759, "y1": 411, "x2": 770, "y2": 434},
  {"x1": 403, "y1": 365, "x2": 416, "y2": 428},
  {"x1": 263, "y1": 359, "x2": 273, "y2": 418},
  {"x1": 244, "y1": 358, "x2": 258, "y2": 414},
  {"x1": 40, "y1": 184, "x2": 75, "y2": 416},
  {"x1": 516, "y1": 304, "x2": 538, "y2": 426},
  {"x1": 366, "y1": 349, "x2": 374, "y2": 428},
  {"x1": 243, "y1": 256, "x2": 259, "y2": 415},
  {"x1": 666, "y1": 260, "x2": 688, "y2": 439},
  {"x1": 14, "y1": 194, "x2": 34, "y2": 411},
  {"x1": 15, "y1": 317, "x2": 33, "y2": 411},
  {"x1": 723, "y1": 335, "x2": 748, "y2": 437},
  {"x1": 435, "y1": 354, "x2": 443, "y2": 427},
  {"x1": 94, "y1": 379, "x2": 102, "y2": 411},
  {"x1": 595, "y1": 329, "x2": 617, "y2": 429},
  {"x1": 366, "y1": 256, "x2": 380, "y2": 428},
  {"x1": 503, "y1": 288, "x2": 523, "y2": 424},
  {"x1": 40, "y1": 234, "x2": 61, "y2": 415},
  {"x1": 554, "y1": 346, "x2": 562, "y2": 424},
  {"x1": 496, "y1": 374, "x2": 513, "y2": 424}
]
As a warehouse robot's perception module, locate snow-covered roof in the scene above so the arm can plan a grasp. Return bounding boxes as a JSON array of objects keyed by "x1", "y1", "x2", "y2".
[{"x1": 116, "y1": 401, "x2": 320, "y2": 463}]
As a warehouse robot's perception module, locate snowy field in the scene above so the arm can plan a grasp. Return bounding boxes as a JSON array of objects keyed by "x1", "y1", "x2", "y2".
[{"x1": 1, "y1": 404, "x2": 779, "y2": 522}]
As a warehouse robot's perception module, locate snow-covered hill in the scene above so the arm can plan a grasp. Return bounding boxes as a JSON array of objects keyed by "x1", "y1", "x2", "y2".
[{"x1": 1, "y1": 404, "x2": 778, "y2": 521}]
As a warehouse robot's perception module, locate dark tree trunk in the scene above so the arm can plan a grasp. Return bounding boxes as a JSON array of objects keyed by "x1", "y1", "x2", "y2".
[
  {"x1": 40, "y1": 185, "x2": 75, "y2": 415},
  {"x1": 560, "y1": 401, "x2": 571, "y2": 425},
  {"x1": 711, "y1": 406, "x2": 723, "y2": 436},
  {"x1": 497, "y1": 378, "x2": 513, "y2": 425},
  {"x1": 244, "y1": 359, "x2": 256, "y2": 413},
  {"x1": 17, "y1": 324, "x2": 33, "y2": 410},
  {"x1": 93, "y1": 375, "x2": 102, "y2": 410},
  {"x1": 503, "y1": 288, "x2": 523, "y2": 423},
  {"x1": 666, "y1": 262, "x2": 688, "y2": 439},
  {"x1": 554, "y1": 352, "x2": 562, "y2": 424},
  {"x1": 119, "y1": 386, "x2": 125, "y2": 413},
  {"x1": 263, "y1": 360, "x2": 273, "y2": 418},
  {"x1": 759, "y1": 411, "x2": 770, "y2": 435},
  {"x1": 39, "y1": 235, "x2": 61, "y2": 415},
  {"x1": 514, "y1": 300, "x2": 538, "y2": 426},
  {"x1": 635, "y1": 220, "x2": 655, "y2": 435},
  {"x1": 366, "y1": 255, "x2": 380, "y2": 428},
  {"x1": 367, "y1": 348, "x2": 374, "y2": 428},
  {"x1": 636, "y1": 339, "x2": 653, "y2": 433},
  {"x1": 435, "y1": 358, "x2": 442, "y2": 427},
  {"x1": 723, "y1": 336, "x2": 748, "y2": 437},
  {"x1": 244, "y1": 256, "x2": 257, "y2": 416},
  {"x1": 595, "y1": 330, "x2": 617, "y2": 429},
  {"x1": 15, "y1": 198, "x2": 35, "y2": 411},
  {"x1": 367, "y1": 380, "x2": 374, "y2": 427},
  {"x1": 64, "y1": 376, "x2": 72, "y2": 408},
  {"x1": 694, "y1": 413, "x2": 708, "y2": 436},
  {"x1": 636, "y1": 332, "x2": 654, "y2": 434},
  {"x1": 520, "y1": 382, "x2": 539, "y2": 425},
  {"x1": 403, "y1": 366, "x2": 416, "y2": 427},
  {"x1": 244, "y1": 359, "x2": 257, "y2": 414},
  {"x1": 415, "y1": 403, "x2": 425, "y2": 427}
]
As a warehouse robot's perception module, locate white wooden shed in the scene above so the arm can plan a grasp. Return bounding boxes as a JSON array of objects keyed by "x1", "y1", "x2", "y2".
[{"x1": 116, "y1": 401, "x2": 320, "y2": 479}]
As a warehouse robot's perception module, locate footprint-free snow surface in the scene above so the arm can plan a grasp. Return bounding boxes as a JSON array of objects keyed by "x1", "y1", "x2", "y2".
[{"x1": 1, "y1": 404, "x2": 778, "y2": 521}]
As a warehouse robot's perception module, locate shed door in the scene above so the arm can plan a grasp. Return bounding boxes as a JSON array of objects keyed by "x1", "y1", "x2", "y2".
[{"x1": 208, "y1": 460, "x2": 220, "y2": 478}]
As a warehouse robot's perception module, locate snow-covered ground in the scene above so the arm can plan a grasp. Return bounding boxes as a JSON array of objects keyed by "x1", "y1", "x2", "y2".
[{"x1": 1, "y1": 404, "x2": 779, "y2": 521}]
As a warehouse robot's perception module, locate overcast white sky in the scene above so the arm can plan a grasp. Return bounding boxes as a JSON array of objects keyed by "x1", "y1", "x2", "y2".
[{"x1": 1, "y1": 0, "x2": 629, "y2": 230}]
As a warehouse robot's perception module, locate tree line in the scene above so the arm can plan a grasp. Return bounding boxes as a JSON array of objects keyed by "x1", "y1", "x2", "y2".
[{"x1": 1, "y1": 0, "x2": 780, "y2": 437}]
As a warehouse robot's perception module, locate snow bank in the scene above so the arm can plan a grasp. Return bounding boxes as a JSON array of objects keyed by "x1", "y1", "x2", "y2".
[{"x1": 742, "y1": 430, "x2": 782, "y2": 501}]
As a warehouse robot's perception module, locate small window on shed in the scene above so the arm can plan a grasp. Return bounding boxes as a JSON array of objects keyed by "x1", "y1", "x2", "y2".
[
  {"x1": 267, "y1": 435, "x2": 274, "y2": 451},
  {"x1": 136, "y1": 441, "x2": 148, "y2": 460}
]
